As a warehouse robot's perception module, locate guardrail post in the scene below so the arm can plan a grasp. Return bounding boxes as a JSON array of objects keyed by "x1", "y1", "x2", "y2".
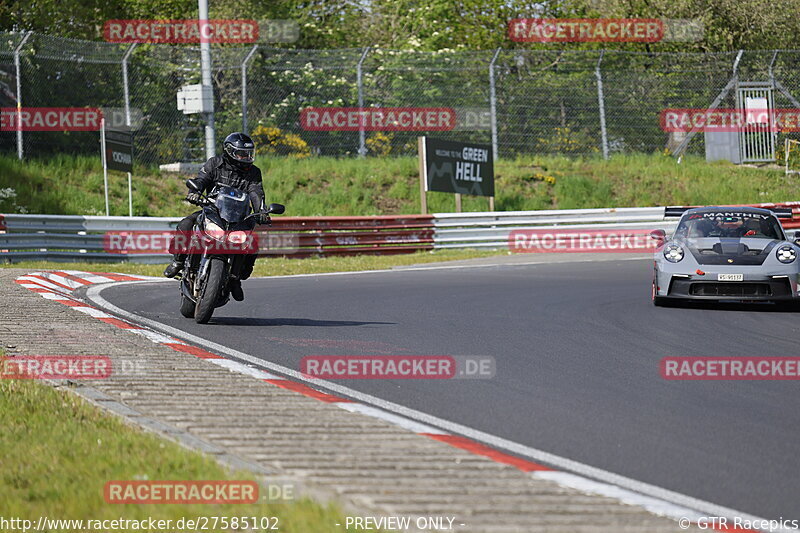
[
  {"x1": 595, "y1": 50, "x2": 609, "y2": 160},
  {"x1": 241, "y1": 44, "x2": 259, "y2": 134},
  {"x1": 357, "y1": 46, "x2": 371, "y2": 158},
  {"x1": 13, "y1": 31, "x2": 32, "y2": 161}
]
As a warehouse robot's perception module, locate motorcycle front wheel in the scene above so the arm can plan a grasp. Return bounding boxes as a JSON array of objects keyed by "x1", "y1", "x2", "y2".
[{"x1": 194, "y1": 258, "x2": 226, "y2": 324}]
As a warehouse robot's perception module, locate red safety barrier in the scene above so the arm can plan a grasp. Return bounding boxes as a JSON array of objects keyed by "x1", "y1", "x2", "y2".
[
  {"x1": 259, "y1": 215, "x2": 435, "y2": 257},
  {"x1": 741, "y1": 202, "x2": 800, "y2": 229}
]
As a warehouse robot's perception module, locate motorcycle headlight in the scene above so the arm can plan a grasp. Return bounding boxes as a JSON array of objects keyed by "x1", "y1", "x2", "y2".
[
  {"x1": 663, "y1": 243, "x2": 684, "y2": 263},
  {"x1": 228, "y1": 230, "x2": 248, "y2": 245},
  {"x1": 777, "y1": 245, "x2": 797, "y2": 264},
  {"x1": 204, "y1": 220, "x2": 226, "y2": 241}
]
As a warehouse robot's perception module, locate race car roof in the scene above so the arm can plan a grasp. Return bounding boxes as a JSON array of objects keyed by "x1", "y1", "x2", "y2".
[{"x1": 665, "y1": 206, "x2": 793, "y2": 219}]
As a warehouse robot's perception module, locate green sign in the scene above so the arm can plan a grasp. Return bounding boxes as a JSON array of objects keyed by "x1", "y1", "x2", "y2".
[
  {"x1": 104, "y1": 129, "x2": 133, "y2": 172},
  {"x1": 421, "y1": 137, "x2": 494, "y2": 197}
]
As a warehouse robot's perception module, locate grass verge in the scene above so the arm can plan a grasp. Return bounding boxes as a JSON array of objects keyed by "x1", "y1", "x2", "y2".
[
  {"x1": 0, "y1": 350, "x2": 351, "y2": 531},
  {"x1": 0, "y1": 249, "x2": 504, "y2": 277},
  {"x1": 2, "y1": 153, "x2": 798, "y2": 217}
]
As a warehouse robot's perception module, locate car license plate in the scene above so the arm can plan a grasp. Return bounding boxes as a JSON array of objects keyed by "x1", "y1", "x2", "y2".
[{"x1": 718, "y1": 274, "x2": 743, "y2": 281}]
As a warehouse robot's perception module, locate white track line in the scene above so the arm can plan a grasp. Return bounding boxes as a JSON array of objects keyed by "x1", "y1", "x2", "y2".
[{"x1": 86, "y1": 273, "x2": 778, "y2": 531}]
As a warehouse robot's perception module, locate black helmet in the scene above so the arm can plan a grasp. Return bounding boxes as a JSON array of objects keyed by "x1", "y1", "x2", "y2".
[{"x1": 222, "y1": 132, "x2": 255, "y2": 168}]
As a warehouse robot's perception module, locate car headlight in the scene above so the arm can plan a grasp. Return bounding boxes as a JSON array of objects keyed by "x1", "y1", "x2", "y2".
[
  {"x1": 777, "y1": 245, "x2": 797, "y2": 264},
  {"x1": 228, "y1": 230, "x2": 248, "y2": 245},
  {"x1": 204, "y1": 220, "x2": 226, "y2": 241},
  {"x1": 663, "y1": 243, "x2": 684, "y2": 263}
]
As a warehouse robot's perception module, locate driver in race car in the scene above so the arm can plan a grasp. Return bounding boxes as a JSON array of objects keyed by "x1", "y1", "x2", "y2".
[
  {"x1": 715, "y1": 215, "x2": 748, "y2": 238},
  {"x1": 163, "y1": 132, "x2": 271, "y2": 302}
]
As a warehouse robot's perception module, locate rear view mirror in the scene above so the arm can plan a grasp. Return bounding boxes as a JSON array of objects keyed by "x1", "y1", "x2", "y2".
[
  {"x1": 185, "y1": 178, "x2": 202, "y2": 191},
  {"x1": 267, "y1": 203, "x2": 285, "y2": 215},
  {"x1": 650, "y1": 229, "x2": 666, "y2": 241}
]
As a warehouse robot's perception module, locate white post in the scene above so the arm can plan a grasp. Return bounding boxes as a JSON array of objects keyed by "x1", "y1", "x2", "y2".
[
  {"x1": 241, "y1": 44, "x2": 259, "y2": 134},
  {"x1": 100, "y1": 118, "x2": 110, "y2": 216},
  {"x1": 122, "y1": 43, "x2": 136, "y2": 217},
  {"x1": 595, "y1": 50, "x2": 609, "y2": 160},
  {"x1": 357, "y1": 46, "x2": 370, "y2": 158},
  {"x1": 198, "y1": 0, "x2": 216, "y2": 159},
  {"x1": 13, "y1": 31, "x2": 32, "y2": 161},
  {"x1": 489, "y1": 48, "x2": 501, "y2": 163},
  {"x1": 127, "y1": 173, "x2": 133, "y2": 217}
]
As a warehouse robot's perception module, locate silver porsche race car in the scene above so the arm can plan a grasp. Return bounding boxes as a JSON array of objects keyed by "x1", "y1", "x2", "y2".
[{"x1": 652, "y1": 206, "x2": 800, "y2": 306}]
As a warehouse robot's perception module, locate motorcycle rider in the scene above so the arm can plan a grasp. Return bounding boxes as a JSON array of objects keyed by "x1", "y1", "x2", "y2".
[{"x1": 163, "y1": 132, "x2": 271, "y2": 302}]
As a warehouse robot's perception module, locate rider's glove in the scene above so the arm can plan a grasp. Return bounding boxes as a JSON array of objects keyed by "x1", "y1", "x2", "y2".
[
  {"x1": 186, "y1": 192, "x2": 202, "y2": 205},
  {"x1": 256, "y1": 211, "x2": 272, "y2": 226}
]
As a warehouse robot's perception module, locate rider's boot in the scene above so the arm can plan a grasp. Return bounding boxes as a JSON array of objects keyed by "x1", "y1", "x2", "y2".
[
  {"x1": 164, "y1": 254, "x2": 186, "y2": 278},
  {"x1": 229, "y1": 277, "x2": 244, "y2": 301}
]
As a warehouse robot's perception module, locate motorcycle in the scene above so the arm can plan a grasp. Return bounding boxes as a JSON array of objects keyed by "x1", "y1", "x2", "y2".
[{"x1": 176, "y1": 178, "x2": 285, "y2": 324}]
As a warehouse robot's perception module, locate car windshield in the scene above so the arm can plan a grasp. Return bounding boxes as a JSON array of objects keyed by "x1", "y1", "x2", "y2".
[
  {"x1": 675, "y1": 212, "x2": 784, "y2": 240},
  {"x1": 213, "y1": 186, "x2": 250, "y2": 223}
]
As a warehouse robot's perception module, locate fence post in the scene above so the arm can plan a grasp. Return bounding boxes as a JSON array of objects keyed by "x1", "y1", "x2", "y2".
[
  {"x1": 357, "y1": 46, "x2": 370, "y2": 158},
  {"x1": 489, "y1": 48, "x2": 501, "y2": 164},
  {"x1": 198, "y1": 0, "x2": 216, "y2": 159},
  {"x1": 241, "y1": 44, "x2": 259, "y2": 134},
  {"x1": 595, "y1": 50, "x2": 609, "y2": 160},
  {"x1": 122, "y1": 43, "x2": 136, "y2": 127},
  {"x1": 121, "y1": 43, "x2": 137, "y2": 217},
  {"x1": 13, "y1": 31, "x2": 33, "y2": 161}
]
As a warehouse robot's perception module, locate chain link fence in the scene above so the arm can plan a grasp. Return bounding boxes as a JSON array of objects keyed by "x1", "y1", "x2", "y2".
[{"x1": 4, "y1": 30, "x2": 800, "y2": 167}]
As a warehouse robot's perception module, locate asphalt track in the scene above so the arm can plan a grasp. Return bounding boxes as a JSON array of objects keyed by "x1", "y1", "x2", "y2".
[{"x1": 95, "y1": 258, "x2": 800, "y2": 521}]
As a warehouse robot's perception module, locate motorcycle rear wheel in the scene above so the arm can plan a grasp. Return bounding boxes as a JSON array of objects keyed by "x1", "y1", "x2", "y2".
[{"x1": 180, "y1": 293, "x2": 195, "y2": 318}]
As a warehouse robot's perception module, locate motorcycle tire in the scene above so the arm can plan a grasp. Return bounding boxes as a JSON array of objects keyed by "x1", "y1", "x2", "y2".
[
  {"x1": 180, "y1": 293, "x2": 195, "y2": 318},
  {"x1": 194, "y1": 258, "x2": 225, "y2": 324}
]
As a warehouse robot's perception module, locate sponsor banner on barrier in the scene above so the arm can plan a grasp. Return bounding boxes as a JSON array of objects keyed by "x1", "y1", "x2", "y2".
[
  {"x1": 300, "y1": 355, "x2": 495, "y2": 380},
  {"x1": 509, "y1": 228, "x2": 660, "y2": 253},
  {"x1": 0, "y1": 355, "x2": 112, "y2": 379},
  {"x1": 104, "y1": 480, "x2": 260, "y2": 504},
  {"x1": 103, "y1": 19, "x2": 259, "y2": 43},
  {"x1": 661, "y1": 357, "x2": 800, "y2": 380},
  {"x1": 660, "y1": 108, "x2": 800, "y2": 132},
  {"x1": 103, "y1": 231, "x2": 299, "y2": 255},
  {"x1": 508, "y1": 18, "x2": 664, "y2": 43},
  {"x1": 0, "y1": 107, "x2": 102, "y2": 132},
  {"x1": 300, "y1": 107, "x2": 456, "y2": 131}
]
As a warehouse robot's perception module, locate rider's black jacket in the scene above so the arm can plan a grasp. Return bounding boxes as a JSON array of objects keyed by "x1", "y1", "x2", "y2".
[{"x1": 194, "y1": 155, "x2": 265, "y2": 212}]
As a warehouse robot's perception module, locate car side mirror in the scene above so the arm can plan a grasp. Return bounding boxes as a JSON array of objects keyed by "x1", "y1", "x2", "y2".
[
  {"x1": 267, "y1": 203, "x2": 285, "y2": 215},
  {"x1": 650, "y1": 229, "x2": 666, "y2": 241},
  {"x1": 185, "y1": 178, "x2": 202, "y2": 191}
]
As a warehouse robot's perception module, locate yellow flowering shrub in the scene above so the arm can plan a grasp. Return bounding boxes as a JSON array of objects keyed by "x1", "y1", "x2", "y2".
[{"x1": 251, "y1": 125, "x2": 310, "y2": 158}]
